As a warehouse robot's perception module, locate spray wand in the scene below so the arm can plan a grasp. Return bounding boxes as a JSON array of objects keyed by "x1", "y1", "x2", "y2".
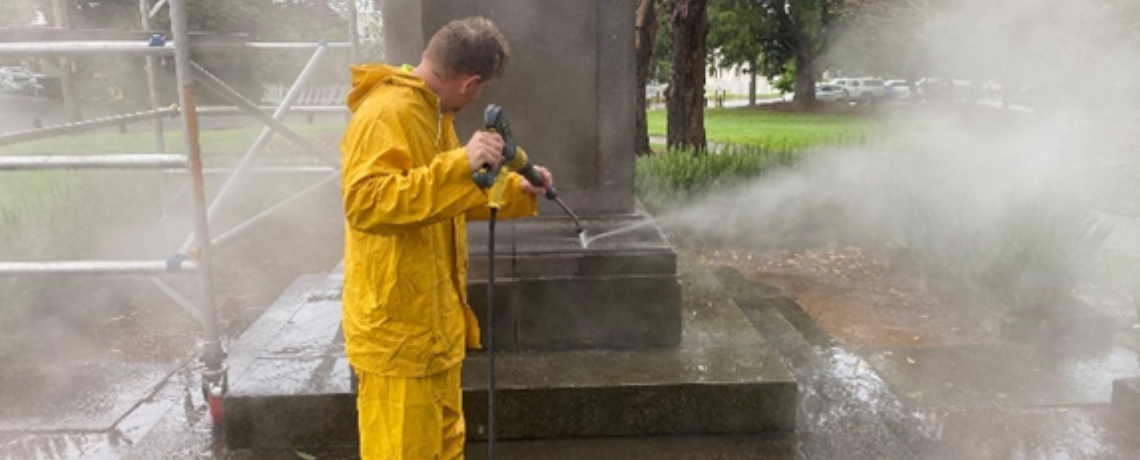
[{"x1": 473, "y1": 104, "x2": 587, "y2": 459}]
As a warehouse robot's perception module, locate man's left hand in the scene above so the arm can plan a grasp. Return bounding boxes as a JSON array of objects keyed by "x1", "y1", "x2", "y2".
[{"x1": 520, "y1": 166, "x2": 553, "y2": 196}]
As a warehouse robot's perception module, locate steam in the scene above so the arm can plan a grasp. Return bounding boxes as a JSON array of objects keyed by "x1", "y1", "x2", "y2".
[{"x1": 661, "y1": 0, "x2": 1140, "y2": 310}]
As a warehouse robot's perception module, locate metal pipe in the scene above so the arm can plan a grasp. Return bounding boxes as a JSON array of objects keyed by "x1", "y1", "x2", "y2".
[
  {"x1": 170, "y1": 0, "x2": 225, "y2": 402},
  {"x1": 196, "y1": 42, "x2": 352, "y2": 50},
  {"x1": 195, "y1": 106, "x2": 348, "y2": 116},
  {"x1": 148, "y1": 276, "x2": 205, "y2": 326},
  {"x1": 177, "y1": 44, "x2": 331, "y2": 253},
  {"x1": 162, "y1": 165, "x2": 336, "y2": 175},
  {"x1": 211, "y1": 172, "x2": 340, "y2": 249},
  {"x1": 0, "y1": 260, "x2": 199, "y2": 276},
  {"x1": 0, "y1": 109, "x2": 178, "y2": 146},
  {"x1": 139, "y1": 0, "x2": 166, "y2": 154},
  {"x1": 189, "y1": 62, "x2": 340, "y2": 167},
  {"x1": 0, "y1": 41, "x2": 176, "y2": 57},
  {"x1": 0, "y1": 154, "x2": 186, "y2": 171},
  {"x1": 148, "y1": 0, "x2": 168, "y2": 18},
  {"x1": 209, "y1": 45, "x2": 327, "y2": 215}
]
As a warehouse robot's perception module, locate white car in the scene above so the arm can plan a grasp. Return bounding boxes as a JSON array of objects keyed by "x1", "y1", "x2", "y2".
[
  {"x1": 815, "y1": 84, "x2": 849, "y2": 103},
  {"x1": 884, "y1": 80, "x2": 911, "y2": 100},
  {"x1": 830, "y1": 77, "x2": 887, "y2": 104}
]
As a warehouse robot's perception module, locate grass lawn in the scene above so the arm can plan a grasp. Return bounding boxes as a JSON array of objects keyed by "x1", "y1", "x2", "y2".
[
  {"x1": 647, "y1": 107, "x2": 881, "y2": 149},
  {"x1": 0, "y1": 122, "x2": 346, "y2": 246}
]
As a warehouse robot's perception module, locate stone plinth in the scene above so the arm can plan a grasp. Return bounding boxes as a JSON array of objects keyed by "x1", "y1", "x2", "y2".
[
  {"x1": 223, "y1": 265, "x2": 794, "y2": 449},
  {"x1": 466, "y1": 212, "x2": 681, "y2": 349}
]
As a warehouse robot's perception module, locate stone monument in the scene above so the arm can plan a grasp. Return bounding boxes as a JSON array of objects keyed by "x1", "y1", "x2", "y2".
[
  {"x1": 222, "y1": 1, "x2": 795, "y2": 448},
  {"x1": 404, "y1": 0, "x2": 681, "y2": 350}
]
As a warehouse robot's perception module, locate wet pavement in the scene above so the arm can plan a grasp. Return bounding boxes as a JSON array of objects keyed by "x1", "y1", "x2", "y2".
[
  {"x1": 5, "y1": 251, "x2": 1140, "y2": 458},
  {"x1": 0, "y1": 362, "x2": 202, "y2": 460},
  {"x1": 715, "y1": 261, "x2": 1140, "y2": 460}
]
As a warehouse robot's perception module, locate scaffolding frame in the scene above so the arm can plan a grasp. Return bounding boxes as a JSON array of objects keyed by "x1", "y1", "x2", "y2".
[{"x1": 0, "y1": 0, "x2": 361, "y2": 427}]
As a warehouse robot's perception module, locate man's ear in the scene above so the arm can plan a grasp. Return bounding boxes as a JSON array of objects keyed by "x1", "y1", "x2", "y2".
[{"x1": 460, "y1": 75, "x2": 483, "y2": 94}]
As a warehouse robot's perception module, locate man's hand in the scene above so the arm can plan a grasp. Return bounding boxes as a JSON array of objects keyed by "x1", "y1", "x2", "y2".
[
  {"x1": 520, "y1": 166, "x2": 553, "y2": 196},
  {"x1": 465, "y1": 131, "x2": 505, "y2": 172}
]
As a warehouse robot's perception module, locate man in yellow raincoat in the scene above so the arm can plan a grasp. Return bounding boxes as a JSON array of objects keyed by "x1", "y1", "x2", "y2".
[{"x1": 340, "y1": 17, "x2": 552, "y2": 460}]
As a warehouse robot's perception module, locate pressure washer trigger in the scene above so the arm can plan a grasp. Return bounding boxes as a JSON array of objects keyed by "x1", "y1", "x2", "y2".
[{"x1": 473, "y1": 166, "x2": 498, "y2": 188}]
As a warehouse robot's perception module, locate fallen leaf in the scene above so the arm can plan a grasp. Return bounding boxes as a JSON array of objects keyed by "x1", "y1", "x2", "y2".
[
  {"x1": 906, "y1": 357, "x2": 916, "y2": 365},
  {"x1": 296, "y1": 451, "x2": 317, "y2": 460}
]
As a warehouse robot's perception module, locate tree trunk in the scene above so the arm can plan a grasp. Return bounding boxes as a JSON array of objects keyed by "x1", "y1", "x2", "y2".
[
  {"x1": 792, "y1": 41, "x2": 816, "y2": 107},
  {"x1": 634, "y1": 0, "x2": 659, "y2": 156},
  {"x1": 666, "y1": 0, "x2": 708, "y2": 152},
  {"x1": 748, "y1": 59, "x2": 757, "y2": 107}
]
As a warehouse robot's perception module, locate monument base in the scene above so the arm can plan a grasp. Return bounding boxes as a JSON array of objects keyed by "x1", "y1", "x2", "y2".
[
  {"x1": 465, "y1": 212, "x2": 681, "y2": 350},
  {"x1": 222, "y1": 259, "x2": 794, "y2": 449}
]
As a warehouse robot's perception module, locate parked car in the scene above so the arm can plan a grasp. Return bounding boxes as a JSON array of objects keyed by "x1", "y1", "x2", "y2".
[
  {"x1": 915, "y1": 78, "x2": 976, "y2": 102},
  {"x1": 0, "y1": 66, "x2": 47, "y2": 97},
  {"x1": 814, "y1": 84, "x2": 849, "y2": 103},
  {"x1": 829, "y1": 77, "x2": 886, "y2": 104},
  {"x1": 884, "y1": 80, "x2": 911, "y2": 100}
]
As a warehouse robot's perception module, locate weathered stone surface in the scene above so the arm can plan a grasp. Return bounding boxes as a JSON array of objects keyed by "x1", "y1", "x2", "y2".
[
  {"x1": 417, "y1": 0, "x2": 635, "y2": 216},
  {"x1": 466, "y1": 214, "x2": 682, "y2": 349},
  {"x1": 510, "y1": 276, "x2": 681, "y2": 349},
  {"x1": 223, "y1": 263, "x2": 794, "y2": 448}
]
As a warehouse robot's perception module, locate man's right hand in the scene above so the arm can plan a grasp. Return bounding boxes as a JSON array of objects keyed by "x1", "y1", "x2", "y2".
[{"x1": 465, "y1": 130, "x2": 505, "y2": 172}]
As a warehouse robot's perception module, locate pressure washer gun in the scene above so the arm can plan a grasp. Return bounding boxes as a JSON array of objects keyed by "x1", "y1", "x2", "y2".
[{"x1": 473, "y1": 104, "x2": 585, "y2": 233}]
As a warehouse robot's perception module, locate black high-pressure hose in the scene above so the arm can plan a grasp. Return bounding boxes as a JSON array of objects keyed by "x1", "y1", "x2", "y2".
[{"x1": 486, "y1": 208, "x2": 498, "y2": 460}]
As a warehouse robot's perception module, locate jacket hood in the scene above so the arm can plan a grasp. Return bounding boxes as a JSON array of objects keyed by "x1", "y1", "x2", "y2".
[{"x1": 346, "y1": 64, "x2": 435, "y2": 112}]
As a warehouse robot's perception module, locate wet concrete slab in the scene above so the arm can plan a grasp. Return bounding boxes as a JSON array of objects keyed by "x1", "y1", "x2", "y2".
[
  {"x1": 0, "y1": 364, "x2": 194, "y2": 460},
  {"x1": 863, "y1": 343, "x2": 1139, "y2": 409},
  {"x1": 713, "y1": 262, "x2": 1140, "y2": 460},
  {"x1": 223, "y1": 257, "x2": 795, "y2": 449},
  {"x1": 919, "y1": 406, "x2": 1140, "y2": 460},
  {"x1": 0, "y1": 360, "x2": 182, "y2": 433}
]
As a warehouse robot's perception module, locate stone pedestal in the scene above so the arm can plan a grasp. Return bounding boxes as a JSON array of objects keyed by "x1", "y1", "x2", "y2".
[
  {"x1": 466, "y1": 213, "x2": 681, "y2": 350},
  {"x1": 389, "y1": 0, "x2": 681, "y2": 349},
  {"x1": 1112, "y1": 378, "x2": 1140, "y2": 427}
]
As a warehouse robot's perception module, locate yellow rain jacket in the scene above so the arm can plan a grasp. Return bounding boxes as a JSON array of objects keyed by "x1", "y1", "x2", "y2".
[{"x1": 341, "y1": 64, "x2": 538, "y2": 378}]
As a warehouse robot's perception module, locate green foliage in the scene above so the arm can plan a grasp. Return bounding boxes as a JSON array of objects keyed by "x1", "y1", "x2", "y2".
[
  {"x1": 886, "y1": 184, "x2": 1111, "y2": 311},
  {"x1": 0, "y1": 170, "x2": 165, "y2": 330},
  {"x1": 651, "y1": 0, "x2": 672, "y2": 82},
  {"x1": 636, "y1": 143, "x2": 799, "y2": 213},
  {"x1": 773, "y1": 61, "x2": 795, "y2": 94},
  {"x1": 707, "y1": 0, "x2": 766, "y2": 72}
]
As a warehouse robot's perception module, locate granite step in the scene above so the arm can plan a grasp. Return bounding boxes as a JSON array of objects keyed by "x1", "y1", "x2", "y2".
[{"x1": 222, "y1": 264, "x2": 796, "y2": 449}]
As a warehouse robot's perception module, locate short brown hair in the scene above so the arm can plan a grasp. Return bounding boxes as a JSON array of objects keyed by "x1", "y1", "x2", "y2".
[{"x1": 424, "y1": 17, "x2": 511, "y2": 81}]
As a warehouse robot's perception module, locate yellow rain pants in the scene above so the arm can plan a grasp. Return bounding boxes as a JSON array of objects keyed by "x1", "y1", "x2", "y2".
[{"x1": 356, "y1": 365, "x2": 465, "y2": 460}]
